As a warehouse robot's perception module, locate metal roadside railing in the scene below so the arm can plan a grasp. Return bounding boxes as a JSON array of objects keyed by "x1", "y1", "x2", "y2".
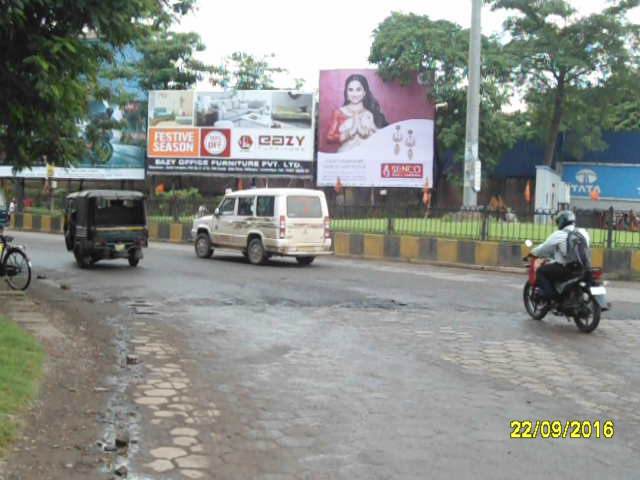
[
  {"x1": 329, "y1": 204, "x2": 640, "y2": 249},
  {"x1": 16, "y1": 196, "x2": 224, "y2": 225},
  {"x1": 145, "y1": 198, "x2": 222, "y2": 224}
]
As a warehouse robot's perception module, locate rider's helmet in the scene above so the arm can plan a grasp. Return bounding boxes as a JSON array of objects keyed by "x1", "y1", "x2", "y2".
[{"x1": 555, "y1": 210, "x2": 576, "y2": 229}]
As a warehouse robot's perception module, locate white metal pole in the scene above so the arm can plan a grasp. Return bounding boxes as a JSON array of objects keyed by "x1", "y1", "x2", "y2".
[{"x1": 463, "y1": 0, "x2": 482, "y2": 206}]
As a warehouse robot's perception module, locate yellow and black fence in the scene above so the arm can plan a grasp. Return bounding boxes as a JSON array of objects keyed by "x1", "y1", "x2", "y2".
[
  {"x1": 332, "y1": 232, "x2": 640, "y2": 280},
  {"x1": 8, "y1": 213, "x2": 192, "y2": 244}
]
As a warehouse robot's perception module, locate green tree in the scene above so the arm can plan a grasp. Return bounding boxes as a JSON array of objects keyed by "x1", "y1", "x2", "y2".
[
  {"x1": 210, "y1": 52, "x2": 285, "y2": 90},
  {"x1": 113, "y1": 30, "x2": 214, "y2": 91},
  {"x1": 604, "y1": 69, "x2": 640, "y2": 132},
  {"x1": 0, "y1": 0, "x2": 195, "y2": 170},
  {"x1": 369, "y1": 12, "x2": 521, "y2": 184},
  {"x1": 522, "y1": 67, "x2": 640, "y2": 161},
  {"x1": 490, "y1": 0, "x2": 640, "y2": 166}
]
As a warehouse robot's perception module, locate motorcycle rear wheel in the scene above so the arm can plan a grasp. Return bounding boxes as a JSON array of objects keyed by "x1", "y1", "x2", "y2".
[
  {"x1": 523, "y1": 281, "x2": 548, "y2": 320},
  {"x1": 573, "y1": 294, "x2": 601, "y2": 333}
]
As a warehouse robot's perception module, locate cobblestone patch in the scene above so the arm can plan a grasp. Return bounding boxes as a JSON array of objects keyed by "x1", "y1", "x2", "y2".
[
  {"x1": 128, "y1": 321, "x2": 215, "y2": 477},
  {"x1": 432, "y1": 320, "x2": 640, "y2": 422}
]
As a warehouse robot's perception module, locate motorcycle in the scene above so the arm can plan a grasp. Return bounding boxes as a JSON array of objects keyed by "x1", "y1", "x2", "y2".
[{"x1": 522, "y1": 240, "x2": 610, "y2": 333}]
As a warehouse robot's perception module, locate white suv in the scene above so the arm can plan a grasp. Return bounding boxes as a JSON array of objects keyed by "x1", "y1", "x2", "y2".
[{"x1": 191, "y1": 188, "x2": 332, "y2": 265}]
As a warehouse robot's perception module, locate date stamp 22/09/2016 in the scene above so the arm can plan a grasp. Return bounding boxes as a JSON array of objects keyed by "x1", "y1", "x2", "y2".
[{"x1": 510, "y1": 420, "x2": 615, "y2": 439}]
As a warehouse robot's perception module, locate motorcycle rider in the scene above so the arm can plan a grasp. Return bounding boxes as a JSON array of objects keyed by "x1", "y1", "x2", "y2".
[{"x1": 531, "y1": 210, "x2": 590, "y2": 302}]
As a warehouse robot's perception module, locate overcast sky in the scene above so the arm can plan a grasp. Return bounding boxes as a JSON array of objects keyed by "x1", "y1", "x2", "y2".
[{"x1": 175, "y1": 0, "x2": 640, "y2": 91}]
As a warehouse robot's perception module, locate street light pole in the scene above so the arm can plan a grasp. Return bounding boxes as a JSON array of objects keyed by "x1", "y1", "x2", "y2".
[{"x1": 463, "y1": 0, "x2": 482, "y2": 206}]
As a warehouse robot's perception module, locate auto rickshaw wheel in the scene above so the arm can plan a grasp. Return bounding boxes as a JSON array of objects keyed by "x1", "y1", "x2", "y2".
[
  {"x1": 74, "y1": 247, "x2": 91, "y2": 269},
  {"x1": 64, "y1": 231, "x2": 73, "y2": 250},
  {"x1": 128, "y1": 251, "x2": 140, "y2": 267}
]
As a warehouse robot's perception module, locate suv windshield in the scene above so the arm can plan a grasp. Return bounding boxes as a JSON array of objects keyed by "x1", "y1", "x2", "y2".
[{"x1": 286, "y1": 196, "x2": 322, "y2": 218}]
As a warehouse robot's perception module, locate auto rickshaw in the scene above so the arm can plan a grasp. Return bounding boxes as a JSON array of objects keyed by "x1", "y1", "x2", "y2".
[{"x1": 64, "y1": 190, "x2": 148, "y2": 268}]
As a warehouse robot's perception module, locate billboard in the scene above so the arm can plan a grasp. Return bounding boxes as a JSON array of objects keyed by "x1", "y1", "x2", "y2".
[
  {"x1": 0, "y1": 100, "x2": 146, "y2": 180},
  {"x1": 146, "y1": 90, "x2": 315, "y2": 177},
  {"x1": 317, "y1": 69, "x2": 435, "y2": 188},
  {"x1": 562, "y1": 162, "x2": 640, "y2": 201}
]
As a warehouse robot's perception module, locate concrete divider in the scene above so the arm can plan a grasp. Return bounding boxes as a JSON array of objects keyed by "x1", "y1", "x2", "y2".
[
  {"x1": 419, "y1": 237, "x2": 438, "y2": 261},
  {"x1": 350, "y1": 234, "x2": 364, "y2": 256},
  {"x1": 334, "y1": 232, "x2": 350, "y2": 256},
  {"x1": 437, "y1": 239, "x2": 459, "y2": 263},
  {"x1": 363, "y1": 234, "x2": 384, "y2": 259},
  {"x1": 6, "y1": 213, "x2": 639, "y2": 278},
  {"x1": 632, "y1": 250, "x2": 640, "y2": 273},
  {"x1": 400, "y1": 236, "x2": 419, "y2": 260},
  {"x1": 169, "y1": 224, "x2": 183, "y2": 243},
  {"x1": 41, "y1": 215, "x2": 51, "y2": 233},
  {"x1": 334, "y1": 231, "x2": 639, "y2": 280},
  {"x1": 9, "y1": 213, "x2": 190, "y2": 245},
  {"x1": 23, "y1": 213, "x2": 33, "y2": 231},
  {"x1": 148, "y1": 222, "x2": 159, "y2": 241},
  {"x1": 475, "y1": 241, "x2": 499, "y2": 266}
]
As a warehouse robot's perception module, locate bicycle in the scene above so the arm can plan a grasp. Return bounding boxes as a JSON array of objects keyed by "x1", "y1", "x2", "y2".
[{"x1": 0, "y1": 230, "x2": 32, "y2": 290}]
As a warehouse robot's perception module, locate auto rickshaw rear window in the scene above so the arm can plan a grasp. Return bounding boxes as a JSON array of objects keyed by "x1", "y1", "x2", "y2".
[{"x1": 93, "y1": 198, "x2": 145, "y2": 226}]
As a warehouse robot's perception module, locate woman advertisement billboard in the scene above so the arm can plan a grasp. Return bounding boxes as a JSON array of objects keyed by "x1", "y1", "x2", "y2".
[{"x1": 318, "y1": 69, "x2": 435, "y2": 188}]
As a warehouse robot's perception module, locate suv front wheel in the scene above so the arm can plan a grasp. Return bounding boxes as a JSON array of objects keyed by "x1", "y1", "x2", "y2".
[
  {"x1": 247, "y1": 238, "x2": 267, "y2": 265},
  {"x1": 195, "y1": 233, "x2": 213, "y2": 258}
]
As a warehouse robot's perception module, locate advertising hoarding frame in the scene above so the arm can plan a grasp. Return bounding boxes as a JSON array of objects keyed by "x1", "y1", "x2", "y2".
[
  {"x1": 317, "y1": 69, "x2": 435, "y2": 189},
  {"x1": 146, "y1": 89, "x2": 315, "y2": 178},
  {"x1": 0, "y1": 99, "x2": 147, "y2": 181},
  {"x1": 561, "y1": 161, "x2": 640, "y2": 202}
]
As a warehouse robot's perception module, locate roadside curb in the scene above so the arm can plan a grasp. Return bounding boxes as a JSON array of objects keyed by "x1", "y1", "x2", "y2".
[
  {"x1": 333, "y1": 253, "x2": 525, "y2": 275},
  {"x1": 332, "y1": 232, "x2": 640, "y2": 281}
]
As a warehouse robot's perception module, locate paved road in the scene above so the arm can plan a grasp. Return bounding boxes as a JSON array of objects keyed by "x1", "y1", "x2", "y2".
[{"x1": 12, "y1": 231, "x2": 640, "y2": 479}]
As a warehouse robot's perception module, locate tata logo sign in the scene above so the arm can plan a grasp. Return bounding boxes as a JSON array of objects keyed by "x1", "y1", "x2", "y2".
[
  {"x1": 570, "y1": 168, "x2": 599, "y2": 194},
  {"x1": 258, "y1": 135, "x2": 305, "y2": 147},
  {"x1": 576, "y1": 169, "x2": 598, "y2": 185}
]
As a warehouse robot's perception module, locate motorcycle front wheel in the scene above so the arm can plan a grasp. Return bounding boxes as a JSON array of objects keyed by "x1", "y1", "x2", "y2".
[
  {"x1": 573, "y1": 293, "x2": 601, "y2": 333},
  {"x1": 523, "y1": 281, "x2": 548, "y2": 320}
]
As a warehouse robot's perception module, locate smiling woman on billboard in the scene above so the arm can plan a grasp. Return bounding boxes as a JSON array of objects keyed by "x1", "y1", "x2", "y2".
[
  {"x1": 326, "y1": 74, "x2": 389, "y2": 152},
  {"x1": 318, "y1": 69, "x2": 435, "y2": 188}
]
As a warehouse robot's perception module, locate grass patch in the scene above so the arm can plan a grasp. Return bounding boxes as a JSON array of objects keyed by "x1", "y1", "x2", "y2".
[
  {"x1": 148, "y1": 215, "x2": 195, "y2": 225},
  {"x1": 23, "y1": 207, "x2": 63, "y2": 217},
  {"x1": 0, "y1": 316, "x2": 44, "y2": 455}
]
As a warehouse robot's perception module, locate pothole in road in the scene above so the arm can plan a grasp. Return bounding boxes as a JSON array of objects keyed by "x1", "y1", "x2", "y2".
[
  {"x1": 334, "y1": 298, "x2": 425, "y2": 311},
  {"x1": 165, "y1": 296, "x2": 430, "y2": 312}
]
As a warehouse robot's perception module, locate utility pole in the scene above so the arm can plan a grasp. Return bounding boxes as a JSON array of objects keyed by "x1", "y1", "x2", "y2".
[{"x1": 463, "y1": 0, "x2": 482, "y2": 206}]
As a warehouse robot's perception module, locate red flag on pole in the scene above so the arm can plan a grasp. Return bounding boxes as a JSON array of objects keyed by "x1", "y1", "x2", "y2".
[
  {"x1": 334, "y1": 177, "x2": 343, "y2": 194},
  {"x1": 422, "y1": 191, "x2": 431, "y2": 206},
  {"x1": 422, "y1": 180, "x2": 431, "y2": 206}
]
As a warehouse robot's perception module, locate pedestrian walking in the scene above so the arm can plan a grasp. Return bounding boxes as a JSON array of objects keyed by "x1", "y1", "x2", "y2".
[{"x1": 8, "y1": 197, "x2": 16, "y2": 222}]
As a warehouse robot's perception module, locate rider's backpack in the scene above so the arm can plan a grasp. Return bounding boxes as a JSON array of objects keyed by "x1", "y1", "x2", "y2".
[{"x1": 565, "y1": 229, "x2": 591, "y2": 268}]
